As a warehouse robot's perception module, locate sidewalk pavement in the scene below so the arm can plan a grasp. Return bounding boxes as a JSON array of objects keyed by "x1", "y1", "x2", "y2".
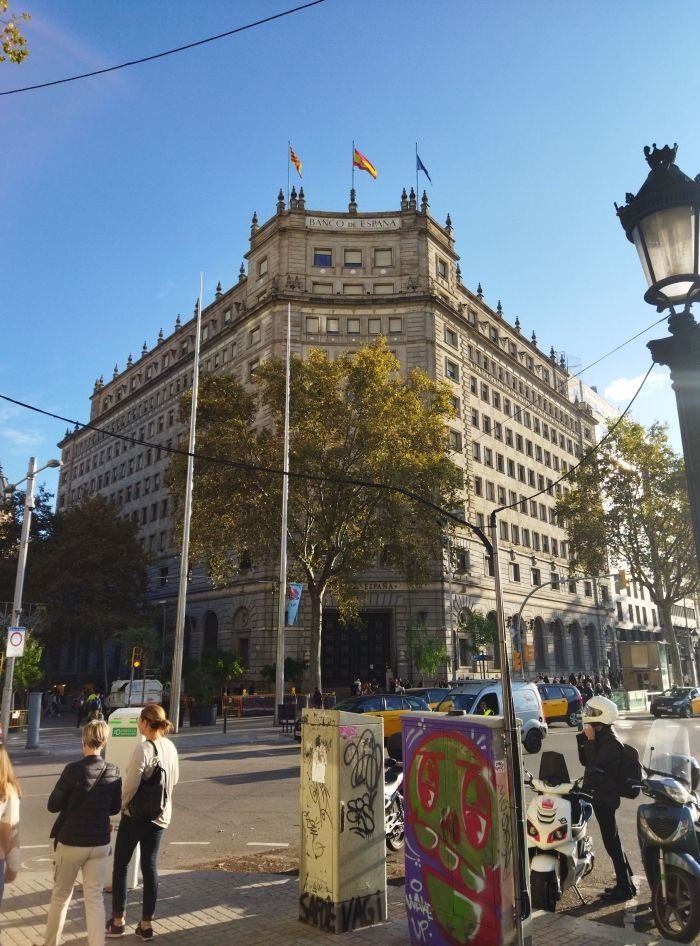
[{"x1": 1, "y1": 868, "x2": 679, "y2": 946}]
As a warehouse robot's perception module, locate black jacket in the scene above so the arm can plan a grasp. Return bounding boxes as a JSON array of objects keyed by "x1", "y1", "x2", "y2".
[
  {"x1": 577, "y1": 725, "x2": 622, "y2": 810},
  {"x1": 48, "y1": 755, "x2": 121, "y2": 847}
]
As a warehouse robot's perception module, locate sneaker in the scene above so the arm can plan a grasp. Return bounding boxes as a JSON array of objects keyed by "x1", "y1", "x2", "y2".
[
  {"x1": 600, "y1": 885, "x2": 636, "y2": 902},
  {"x1": 106, "y1": 920, "x2": 126, "y2": 937},
  {"x1": 135, "y1": 925, "x2": 154, "y2": 940}
]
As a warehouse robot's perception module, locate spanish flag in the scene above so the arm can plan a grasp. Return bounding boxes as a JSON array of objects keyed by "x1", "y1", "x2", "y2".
[
  {"x1": 290, "y1": 145, "x2": 302, "y2": 178},
  {"x1": 353, "y1": 147, "x2": 377, "y2": 179}
]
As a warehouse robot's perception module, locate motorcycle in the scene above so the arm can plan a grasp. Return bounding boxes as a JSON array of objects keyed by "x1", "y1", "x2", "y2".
[
  {"x1": 384, "y1": 756, "x2": 405, "y2": 851},
  {"x1": 525, "y1": 749, "x2": 594, "y2": 911},
  {"x1": 637, "y1": 718, "x2": 700, "y2": 942}
]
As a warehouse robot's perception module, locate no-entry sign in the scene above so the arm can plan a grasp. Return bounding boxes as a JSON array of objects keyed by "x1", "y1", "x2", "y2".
[{"x1": 6, "y1": 627, "x2": 26, "y2": 658}]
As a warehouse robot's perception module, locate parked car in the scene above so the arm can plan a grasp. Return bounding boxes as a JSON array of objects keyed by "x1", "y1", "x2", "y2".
[
  {"x1": 293, "y1": 692, "x2": 430, "y2": 743},
  {"x1": 405, "y1": 687, "x2": 451, "y2": 709},
  {"x1": 434, "y1": 680, "x2": 548, "y2": 753},
  {"x1": 650, "y1": 686, "x2": 700, "y2": 718},
  {"x1": 536, "y1": 683, "x2": 583, "y2": 727}
]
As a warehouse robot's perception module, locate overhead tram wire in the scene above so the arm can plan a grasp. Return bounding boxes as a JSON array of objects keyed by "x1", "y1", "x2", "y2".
[
  {"x1": 0, "y1": 0, "x2": 329, "y2": 97},
  {"x1": 0, "y1": 362, "x2": 656, "y2": 559}
]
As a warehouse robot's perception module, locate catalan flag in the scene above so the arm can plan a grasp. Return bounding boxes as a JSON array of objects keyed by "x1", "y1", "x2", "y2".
[
  {"x1": 353, "y1": 147, "x2": 377, "y2": 179},
  {"x1": 290, "y1": 144, "x2": 302, "y2": 178}
]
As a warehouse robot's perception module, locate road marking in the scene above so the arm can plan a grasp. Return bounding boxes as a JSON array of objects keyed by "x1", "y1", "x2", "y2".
[
  {"x1": 169, "y1": 841, "x2": 211, "y2": 846},
  {"x1": 246, "y1": 842, "x2": 289, "y2": 848}
]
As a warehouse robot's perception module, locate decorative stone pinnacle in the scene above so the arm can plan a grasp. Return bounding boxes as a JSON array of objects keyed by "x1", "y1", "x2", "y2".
[
  {"x1": 550, "y1": 346, "x2": 556, "y2": 361},
  {"x1": 445, "y1": 213, "x2": 452, "y2": 232},
  {"x1": 277, "y1": 189, "x2": 285, "y2": 213},
  {"x1": 239, "y1": 262, "x2": 246, "y2": 281},
  {"x1": 496, "y1": 300, "x2": 503, "y2": 316},
  {"x1": 216, "y1": 281, "x2": 222, "y2": 299},
  {"x1": 421, "y1": 190, "x2": 429, "y2": 213},
  {"x1": 113, "y1": 364, "x2": 119, "y2": 377},
  {"x1": 531, "y1": 331, "x2": 537, "y2": 345},
  {"x1": 515, "y1": 316, "x2": 521, "y2": 333},
  {"x1": 477, "y1": 282, "x2": 483, "y2": 299},
  {"x1": 142, "y1": 340, "x2": 148, "y2": 354},
  {"x1": 298, "y1": 186, "x2": 305, "y2": 208},
  {"x1": 158, "y1": 328, "x2": 164, "y2": 343},
  {"x1": 175, "y1": 314, "x2": 182, "y2": 329},
  {"x1": 127, "y1": 353, "x2": 133, "y2": 367}
]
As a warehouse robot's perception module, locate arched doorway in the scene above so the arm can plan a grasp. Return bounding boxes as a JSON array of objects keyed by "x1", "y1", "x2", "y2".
[
  {"x1": 533, "y1": 617, "x2": 547, "y2": 671},
  {"x1": 586, "y1": 624, "x2": 598, "y2": 670},
  {"x1": 553, "y1": 619, "x2": 566, "y2": 670},
  {"x1": 203, "y1": 611, "x2": 219, "y2": 651}
]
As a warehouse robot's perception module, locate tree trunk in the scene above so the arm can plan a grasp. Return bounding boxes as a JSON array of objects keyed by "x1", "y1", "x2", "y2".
[
  {"x1": 660, "y1": 599, "x2": 683, "y2": 685},
  {"x1": 309, "y1": 587, "x2": 324, "y2": 693}
]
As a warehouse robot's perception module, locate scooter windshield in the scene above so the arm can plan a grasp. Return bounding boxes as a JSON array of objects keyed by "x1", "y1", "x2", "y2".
[{"x1": 643, "y1": 718, "x2": 693, "y2": 788}]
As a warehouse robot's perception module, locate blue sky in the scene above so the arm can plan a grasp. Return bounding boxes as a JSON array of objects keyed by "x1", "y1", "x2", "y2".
[{"x1": 2, "y1": 0, "x2": 698, "y2": 495}]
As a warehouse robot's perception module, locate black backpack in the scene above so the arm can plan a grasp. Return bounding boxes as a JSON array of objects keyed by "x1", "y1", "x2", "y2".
[{"x1": 617, "y1": 741, "x2": 642, "y2": 799}]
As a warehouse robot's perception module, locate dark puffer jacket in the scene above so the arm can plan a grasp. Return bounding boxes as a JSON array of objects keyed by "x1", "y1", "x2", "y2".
[
  {"x1": 576, "y1": 724, "x2": 622, "y2": 810},
  {"x1": 48, "y1": 755, "x2": 121, "y2": 847}
]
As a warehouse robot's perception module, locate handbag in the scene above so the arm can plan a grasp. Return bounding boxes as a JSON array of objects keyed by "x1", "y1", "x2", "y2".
[
  {"x1": 50, "y1": 763, "x2": 107, "y2": 850},
  {"x1": 128, "y1": 740, "x2": 167, "y2": 820}
]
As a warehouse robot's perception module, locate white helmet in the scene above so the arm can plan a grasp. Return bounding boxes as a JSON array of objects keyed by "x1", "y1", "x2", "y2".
[{"x1": 583, "y1": 695, "x2": 618, "y2": 726}]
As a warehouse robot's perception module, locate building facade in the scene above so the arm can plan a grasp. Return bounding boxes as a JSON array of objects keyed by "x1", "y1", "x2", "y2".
[{"x1": 56, "y1": 187, "x2": 608, "y2": 689}]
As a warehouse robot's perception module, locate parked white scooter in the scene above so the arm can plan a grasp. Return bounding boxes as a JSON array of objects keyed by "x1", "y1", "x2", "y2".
[{"x1": 526, "y1": 750, "x2": 594, "y2": 910}]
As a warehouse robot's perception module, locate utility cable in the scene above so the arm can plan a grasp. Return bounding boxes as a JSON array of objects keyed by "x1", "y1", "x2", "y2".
[{"x1": 0, "y1": 0, "x2": 329, "y2": 97}]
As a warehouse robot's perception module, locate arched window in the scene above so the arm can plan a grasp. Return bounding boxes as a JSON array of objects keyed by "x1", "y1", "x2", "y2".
[
  {"x1": 571, "y1": 622, "x2": 584, "y2": 669},
  {"x1": 533, "y1": 617, "x2": 547, "y2": 669},
  {"x1": 553, "y1": 619, "x2": 566, "y2": 668},
  {"x1": 203, "y1": 611, "x2": 219, "y2": 651}
]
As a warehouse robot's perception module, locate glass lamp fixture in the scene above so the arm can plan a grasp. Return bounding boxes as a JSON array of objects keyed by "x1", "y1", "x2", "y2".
[{"x1": 616, "y1": 144, "x2": 700, "y2": 312}]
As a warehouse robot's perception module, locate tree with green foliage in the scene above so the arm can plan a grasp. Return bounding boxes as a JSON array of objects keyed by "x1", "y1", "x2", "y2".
[
  {"x1": 200, "y1": 648, "x2": 246, "y2": 698},
  {"x1": 1, "y1": 1, "x2": 30, "y2": 63},
  {"x1": 11, "y1": 630, "x2": 44, "y2": 693},
  {"x1": 405, "y1": 617, "x2": 448, "y2": 680},
  {"x1": 168, "y1": 341, "x2": 462, "y2": 692},
  {"x1": 461, "y1": 609, "x2": 498, "y2": 658},
  {"x1": 0, "y1": 484, "x2": 54, "y2": 604},
  {"x1": 30, "y1": 495, "x2": 150, "y2": 691},
  {"x1": 556, "y1": 418, "x2": 698, "y2": 685}
]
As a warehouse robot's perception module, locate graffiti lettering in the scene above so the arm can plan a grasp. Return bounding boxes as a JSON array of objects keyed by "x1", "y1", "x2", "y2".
[
  {"x1": 304, "y1": 779, "x2": 332, "y2": 859},
  {"x1": 498, "y1": 783, "x2": 512, "y2": 869},
  {"x1": 299, "y1": 891, "x2": 385, "y2": 932},
  {"x1": 343, "y1": 728, "x2": 382, "y2": 839},
  {"x1": 299, "y1": 892, "x2": 335, "y2": 930},
  {"x1": 410, "y1": 916, "x2": 431, "y2": 942}
]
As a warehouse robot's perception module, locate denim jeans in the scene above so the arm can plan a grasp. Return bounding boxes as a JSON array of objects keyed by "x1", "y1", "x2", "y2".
[{"x1": 111, "y1": 815, "x2": 164, "y2": 920}]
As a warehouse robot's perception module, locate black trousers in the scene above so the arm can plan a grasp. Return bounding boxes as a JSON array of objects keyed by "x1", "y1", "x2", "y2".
[
  {"x1": 111, "y1": 814, "x2": 165, "y2": 920},
  {"x1": 593, "y1": 802, "x2": 631, "y2": 887}
]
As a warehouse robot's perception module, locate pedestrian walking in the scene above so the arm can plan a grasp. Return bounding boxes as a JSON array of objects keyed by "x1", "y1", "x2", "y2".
[
  {"x1": 42, "y1": 720, "x2": 121, "y2": 946},
  {"x1": 0, "y1": 745, "x2": 22, "y2": 916},
  {"x1": 107, "y1": 703, "x2": 179, "y2": 940},
  {"x1": 576, "y1": 695, "x2": 635, "y2": 902}
]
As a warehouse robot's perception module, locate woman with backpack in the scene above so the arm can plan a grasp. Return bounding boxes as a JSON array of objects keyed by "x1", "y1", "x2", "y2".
[
  {"x1": 107, "y1": 703, "x2": 179, "y2": 940},
  {"x1": 42, "y1": 720, "x2": 121, "y2": 946},
  {"x1": 577, "y1": 695, "x2": 636, "y2": 902}
]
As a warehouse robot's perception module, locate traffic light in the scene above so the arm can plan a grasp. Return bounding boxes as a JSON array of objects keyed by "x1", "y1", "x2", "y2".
[
  {"x1": 513, "y1": 651, "x2": 522, "y2": 671},
  {"x1": 131, "y1": 646, "x2": 142, "y2": 669},
  {"x1": 524, "y1": 643, "x2": 534, "y2": 664}
]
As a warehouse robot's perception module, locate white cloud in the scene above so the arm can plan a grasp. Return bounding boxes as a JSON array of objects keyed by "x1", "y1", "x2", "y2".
[{"x1": 604, "y1": 370, "x2": 671, "y2": 404}]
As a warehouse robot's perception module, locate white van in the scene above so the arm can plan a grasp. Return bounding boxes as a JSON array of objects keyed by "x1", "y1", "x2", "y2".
[
  {"x1": 106, "y1": 679, "x2": 163, "y2": 711},
  {"x1": 435, "y1": 680, "x2": 548, "y2": 753}
]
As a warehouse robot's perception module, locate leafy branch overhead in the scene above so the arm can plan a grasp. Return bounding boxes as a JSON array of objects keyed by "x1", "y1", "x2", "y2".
[
  {"x1": 168, "y1": 341, "x2": 462, "y2": 691},
  {"x1": 1, "y1": 2, "x2": 30, "y2": 64}
]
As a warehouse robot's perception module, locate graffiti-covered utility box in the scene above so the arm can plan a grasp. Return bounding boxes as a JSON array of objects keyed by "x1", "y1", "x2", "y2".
[
  {"x1": 299, "y1": 708, "x2": 387, "y2": 933},
  {"x1": 402, "y1": 712, "x2": 527, "y2": 946}
]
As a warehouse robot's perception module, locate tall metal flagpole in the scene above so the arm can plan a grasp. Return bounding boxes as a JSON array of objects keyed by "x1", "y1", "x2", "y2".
[
  {"x1": 351, "y1": 139, "x2": 355, "y2": 192},
  {"x1": 170, "y1": 275, "x2": 204, "y2": 733},
  {"x1": 274, "y1": 302, "x2": 292, "y2": 725},
  {"x1": 287, "y1": 140, "x2": 290, "y2": 205},
  {"x1": 415, "y1": 141, "x2": 419, "y2": 199}
]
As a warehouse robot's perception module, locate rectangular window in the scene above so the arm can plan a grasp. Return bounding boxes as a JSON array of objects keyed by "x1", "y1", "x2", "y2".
[
  {"x1": 449, "y1": 430, "x2": 462, "y2": 451},
  {"x1": 257, "y1": 257, "x2": 268, "y2": 278},
  {"x1": 445, "y1": 326, "x2": 458, "y2": 348},
  {"x1": 485, "y1": 481, "x2": 495, "y2": 501},
  {"x1": 326, "y1": 318, "x2": 340, "y2": 334},
  {"x1": 436, "y1": 257, "x2": 447, "y2": 278},
  {"x1": 388, "y1": 317, "x2": 403, "y2": 333},
  {"x1": 451, "y1": 396, "x2": 461, "y2": 417},
  {"x1": 344, "y1": 249, "x2": 362, "y2": 268},
  {"x1": 474, "y1": 476, "x2": 483, "y2": 497},
  {"x1": 482, "y1": 415, "x2": 491, "y2": 435},
  {"x1": 306, "y1": 316, "x2": 319, "y2": 333},
  {"x1": 312, "y1": 282, "x2": 333, "y2": 294},
  {"x1": 522, "y1": 528, "x2": 530, "y2": 547},
  {"x1": 497, "y1": 486, "x2": 506, "y2": 504},
  {"x1": 481, "y1": 383, "x2": 490, "y2": 402},
  {"x1": 531, "y1": 568, "x2": 541, "y2": 586},
  {"x1": 374, "y1": 248, "x2": 392, "y2": 267},
  {"x1": 343, "y1": 283, "x2": 363, "y2": 295},
  {"x1": 374, "y1": 283, "x2": 394, "y2": 294},
  {"x1": 368, "y1": 318, "x2": 381, "y2": 334},
  {"x1": 532, "y1": 532, "x2": 540, "y2": 551},
  {"x1": 511, "y1": 563, "x2": 521, "y2": 582},
  {"x1": 496, "y1": 453, "x2": 504, "y2": 472},
  {"x1": 445, "y1": 358, "x2": 459, "y2": 381},
  {"x1": 500, "y1": 521, "x2": 509, "y2": 540},
  {"x1": 314, "y1": 248, "x2": 332, "y2": 266},
  {"x1": 472, "y1": 442, "x2": 481, "y2": 461},
  {"x1": 347, "y1": 318, "x2": 361, "y2": 334},
  {"x1": 483, "y1": 447, "x2": 493, "y2": 467},
  {"x1": 511, "y1": 524, "x2": 520, "y2": 544},
  {"x1": 494, "y1": 422, "x2": 502, "y2": 440}
]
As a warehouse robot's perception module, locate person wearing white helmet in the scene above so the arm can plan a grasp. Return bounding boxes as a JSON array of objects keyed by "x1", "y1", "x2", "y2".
[{"x1": 576, "y1": 695, "x2": 636, "y2": 902}]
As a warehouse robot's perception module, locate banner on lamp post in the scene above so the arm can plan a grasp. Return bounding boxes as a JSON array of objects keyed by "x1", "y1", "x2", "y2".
[
  {"x1": 6, "y1": 627, "x2": 26, "y2": 658},
  {"x1": 286, "y1": 583, "x2": 303, "y2": 626}
]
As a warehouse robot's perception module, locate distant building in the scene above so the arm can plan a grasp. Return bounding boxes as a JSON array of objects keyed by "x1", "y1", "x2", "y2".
[{"x1": 56, "y1": 187, "x2": 607, "y2": 688}]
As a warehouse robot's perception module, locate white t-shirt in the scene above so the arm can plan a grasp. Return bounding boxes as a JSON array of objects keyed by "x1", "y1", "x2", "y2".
[{"x1": 0, "y1": 785, "x2": 21, "y2": 870}]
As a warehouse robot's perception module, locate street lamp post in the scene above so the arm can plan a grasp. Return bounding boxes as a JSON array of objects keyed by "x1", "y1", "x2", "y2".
[
  {"x1": 1, "y1": 457, "x2": 61, "y2": 743},
  {"x1": 616, "y1": 144, "x2": 700, "y2": 572}
]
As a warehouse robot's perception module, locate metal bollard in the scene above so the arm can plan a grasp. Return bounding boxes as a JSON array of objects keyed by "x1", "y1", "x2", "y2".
[{"x1": 25, "y1": 691, "x2": 43, "y2": 749}]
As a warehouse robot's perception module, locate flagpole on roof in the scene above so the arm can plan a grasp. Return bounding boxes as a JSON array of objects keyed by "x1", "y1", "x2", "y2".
[
  {"x1": 274, "y1": 300, "x2": 292, "y2": 725},
  {"x1": 287, "y1": 140, "x2": 291, "y2": 206},
  {"x1": 351, "y1": 139, "x2": 355, "y2": 192},
  {"x1": 415, "y1": 142, "x2": 419, "y2": 201}
]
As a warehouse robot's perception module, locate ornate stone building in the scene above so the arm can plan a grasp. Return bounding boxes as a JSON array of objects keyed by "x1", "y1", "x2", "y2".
[{"x1": 56, "y1": 187, "x2": 608, "y2": 688}]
